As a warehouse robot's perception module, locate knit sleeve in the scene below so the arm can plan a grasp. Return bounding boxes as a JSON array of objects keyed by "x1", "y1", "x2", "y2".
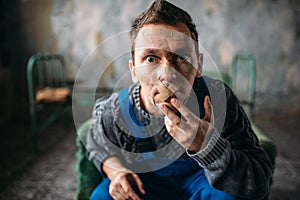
[
  {"x1": 188, "y1": 85, "x2": 273, "y2": 200},
  {"x1": 85, "y1": 96, "x2": 121, "y2": 174}
]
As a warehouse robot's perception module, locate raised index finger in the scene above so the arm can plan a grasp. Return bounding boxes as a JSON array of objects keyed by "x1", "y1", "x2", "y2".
[
  {"x1": 160, "y1": 103, "x2": 181, "y2": 125},
  {"x1": 170, "y1": 98, "x2": 196, "y2": 122}
]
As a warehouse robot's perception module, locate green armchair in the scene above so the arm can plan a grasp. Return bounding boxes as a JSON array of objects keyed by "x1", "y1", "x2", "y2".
[
  {"x1": 76, "y1": 119, "x2": 102, "y2": 200},
  {"x1": 75, "y1": 118, "x2": 277, "y2": 200}
]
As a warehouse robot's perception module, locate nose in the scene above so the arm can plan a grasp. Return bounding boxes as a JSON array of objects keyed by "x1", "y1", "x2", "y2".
[{"x1": 158, "y1": 66, "x2": 177, "y2": 87}]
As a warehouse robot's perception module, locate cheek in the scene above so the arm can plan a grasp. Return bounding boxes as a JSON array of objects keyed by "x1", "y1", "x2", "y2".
[
  {"x1": 135, "y1": 67, "x2": 158, "y2": 84},
  {"x1": 178, "y1": 63, "x2": 198, "y2": 76},
  {"x1": 179, "y1": 72, "x2": 195, "y2": 86}
]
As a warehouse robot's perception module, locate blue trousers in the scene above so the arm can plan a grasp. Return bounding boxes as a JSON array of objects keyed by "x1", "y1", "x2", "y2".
[{"x1": 90, "y1": 160, "x2": 235, "y2": 200}]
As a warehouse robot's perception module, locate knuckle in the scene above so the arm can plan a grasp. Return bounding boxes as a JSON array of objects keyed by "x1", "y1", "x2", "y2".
[
  {"x1": 110, "y1": 180, "x2": 117, "y2": 187},
  {"x1": 169, "y1": 128, "x2": 175, "y2": 135},
  {"x1": 186, "y1": 113, "x2": 194, "y2": 120},
  {"x1": 108, "y1": 186, "x2": 115, "y2": 196},
  {"x1": 170, "y1": 124, "x2": 178, "y2": 132},
  {"x1": 174, "y1": 118, "x2": 181, "y2": 124},
  {"x1": 119, "y1": 175, "x2": 126, "y2": 181},
  {"x1": 170, "y1": 123, "x2": 176, "y2": 129},
  {"x1": 124, "y1": 188, "x2": 130, "y2": 193}
]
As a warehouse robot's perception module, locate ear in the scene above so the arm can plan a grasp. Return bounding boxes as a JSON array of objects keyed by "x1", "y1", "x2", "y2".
[
  {"x1": 196, "y1": 53, "x2": 203, "y2": 78},
  {"x1": 129, "y1": 60, "x2": 139, "y2": 83}
]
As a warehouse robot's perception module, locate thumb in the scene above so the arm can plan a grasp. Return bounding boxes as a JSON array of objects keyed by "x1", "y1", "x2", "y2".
[{"x1": 203, "y1": 96, "x2": 213, "y2": 122}]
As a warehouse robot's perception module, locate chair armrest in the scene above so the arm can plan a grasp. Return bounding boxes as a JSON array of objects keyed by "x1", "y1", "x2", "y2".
[
  {"x1": 250, "y1": 120, "x2": 277, "y2": 170},
  {"x1": 76, "y1": 119, "x2": 103, "y2": 200}
]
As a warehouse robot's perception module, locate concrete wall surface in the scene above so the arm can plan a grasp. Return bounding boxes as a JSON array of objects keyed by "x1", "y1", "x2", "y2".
[{"x1": 1, "y1": 0, "x2": 300, "y2": 121}]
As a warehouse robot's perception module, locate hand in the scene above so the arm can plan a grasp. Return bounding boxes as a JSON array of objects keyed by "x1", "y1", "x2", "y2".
[
  {"x1": 109, "y1": 170, "x2": 145, "y2": 200},
  {"x1": 160, "y1": 95, "x2": 214, "y2": 153}
]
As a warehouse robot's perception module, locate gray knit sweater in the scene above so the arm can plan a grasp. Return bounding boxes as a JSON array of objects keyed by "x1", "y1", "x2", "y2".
[{"x1": 86, "y1": 76, "x2": 273, "y2": 199}]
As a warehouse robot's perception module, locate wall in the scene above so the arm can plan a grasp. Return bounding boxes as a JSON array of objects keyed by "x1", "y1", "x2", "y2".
[
  {"x1": 1, "y1": 0, "x2": 299, "y2": 123},
  {"x1": 50, "y1": 0, "x2": 300, "y2": 116},
  {"x1": 0, "y1": 0, "x2": 25, "y2": 123}
]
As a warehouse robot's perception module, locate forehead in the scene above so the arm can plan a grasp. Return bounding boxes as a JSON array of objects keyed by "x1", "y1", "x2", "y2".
[{"x1": 134, "y1": 24, "x2": 196, "y2": 52}]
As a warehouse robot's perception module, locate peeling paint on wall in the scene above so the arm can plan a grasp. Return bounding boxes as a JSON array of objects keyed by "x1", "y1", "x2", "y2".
[{"x1": 20, "y1": 0, "x2": 300, "y2": 115}]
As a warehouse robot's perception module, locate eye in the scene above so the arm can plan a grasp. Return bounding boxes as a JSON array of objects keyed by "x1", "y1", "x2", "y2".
[
  {"x1": 175, "y1": 54, "x2": 192, "y2": 63},
  {"x1": 145, "y1": 56, "x2": 159, "y2": 64}
]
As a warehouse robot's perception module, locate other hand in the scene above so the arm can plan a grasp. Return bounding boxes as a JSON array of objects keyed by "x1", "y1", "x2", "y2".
[{"x1": 109, "y1": 170, "x2": 145, "y2": 200}]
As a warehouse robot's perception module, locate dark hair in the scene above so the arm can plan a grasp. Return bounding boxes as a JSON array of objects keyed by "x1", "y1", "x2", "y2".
[{"x1": 129, "y1": 0, "x2": 199, "y2": 62}]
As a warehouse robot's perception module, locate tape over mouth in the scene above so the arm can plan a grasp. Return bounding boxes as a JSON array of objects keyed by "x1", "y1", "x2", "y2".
[
  {"x1": 136, "y1": 67, "x2": 183, "y2": 107},
  {"x1": 152, "y1": 84, "x2": 177, "y2": 105}
]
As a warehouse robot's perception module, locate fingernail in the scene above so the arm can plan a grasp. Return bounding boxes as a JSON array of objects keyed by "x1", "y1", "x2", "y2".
[{"x1": 171, "y1": 98, "x2": 177, "y2": 104}]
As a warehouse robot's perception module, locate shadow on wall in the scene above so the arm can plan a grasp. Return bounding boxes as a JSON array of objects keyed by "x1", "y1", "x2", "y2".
[
  {"x1": 2, "y1": 0, "x2": 299, "y2": 125},
  {"x1": 50, "y1": 0, "x2": 300, "y2": 116}
]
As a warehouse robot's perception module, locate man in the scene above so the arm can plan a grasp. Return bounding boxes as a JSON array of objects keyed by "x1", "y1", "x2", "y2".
[{"x1": 86, "y1": 0, "x2": 273, "y2": 199}]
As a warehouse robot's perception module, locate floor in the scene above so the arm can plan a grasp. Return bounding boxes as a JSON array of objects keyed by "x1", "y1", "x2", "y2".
[
  {"x1": 255, "y1": 115, "x2": 300, "y2": 200},
  {"x1": 0, "y1": 109, "x2": 299, "y2": 200}
]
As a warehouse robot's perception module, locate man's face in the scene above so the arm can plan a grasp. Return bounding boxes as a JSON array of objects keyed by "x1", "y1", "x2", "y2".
[{"x1": 129, "y1": 23, "x2": 202, "y2": 115}]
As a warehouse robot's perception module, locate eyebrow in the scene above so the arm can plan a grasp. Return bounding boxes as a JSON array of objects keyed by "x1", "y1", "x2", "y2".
[
  {"x1": 139, "y1": 47, "x2": 193, "y2": 55},
  {"x1": 139, "y1": 48, "x2": 162, "y2": 55},
  {"x1": 174, "y1": 47, "x2": 193, "y2": 54}
]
